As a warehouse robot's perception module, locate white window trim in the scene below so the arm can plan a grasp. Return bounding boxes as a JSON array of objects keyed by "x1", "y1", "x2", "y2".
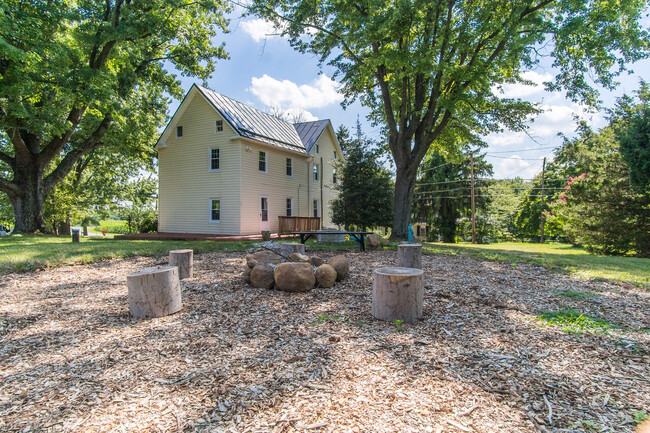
[
  {"x1": 209, "y1": 147, "x2": 220, "y2": 172},
  {"x1": 313, "y1": 164, "x2": 319, "y2": 181},
  {"x1": 286, "y1": 157, "x2": 293, "y2": 178},
  {"x1": 286, "y1": 198, "x2": 293, "y2": 217},
  {"x1": 176, "y1": 125, "x2": 183, "y2": 138},
  {"x1": 209, "y1": 198, "x2": 221, "y2": 223},
  {"x1": 313, "y1": 199, "x2": 319, "y2": 218},
  {"x1": 259, "y1": 151, "x2": 268, "y2": 173},
  {"x1": 215, "y1": 119, "x2": 224, "y2": 133}
]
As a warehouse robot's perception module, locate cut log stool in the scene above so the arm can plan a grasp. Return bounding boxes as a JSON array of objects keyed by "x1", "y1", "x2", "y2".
[
  {"x1": 169, "y1": 249, "x2": 193, "y2": 279},
  {"x1": 372, "y1": 267, "x2": 424, "y2": 323},
  {"x1": 127, "y1": 266, "x2": 182, "y2": 318},
  {"x1": 397, "y1": 243, "x2": 422, "y2": 268}
]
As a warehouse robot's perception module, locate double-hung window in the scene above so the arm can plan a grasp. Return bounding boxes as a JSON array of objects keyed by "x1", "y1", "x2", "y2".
[
  {"x1": 313, "y1": 164, "x2": 319, "y2": 181},
  {"x1": 210, "y1": 199, "x2": 221, "y2": 222},
  {"x1": 286, "y1": 198, "x2": 293, "y2": 216},
  {"x1": 176, "y1": 126, "x2": 183, "y2": 137},
  {"x1": 210, "y1": 148, "x2": 220, "y2": 171},
  {"x1": 286, "y1": 158, "x2": 293, "y2": 177},
  {"x1": 333, "y1": 168, "x2": 337, "y2": 184},
  {"x1": 259, "y1": 151, "x2": 267, "y2": 172},
  {"x1": 216, "y1": 120, "x2": 223, "y2": 132}
]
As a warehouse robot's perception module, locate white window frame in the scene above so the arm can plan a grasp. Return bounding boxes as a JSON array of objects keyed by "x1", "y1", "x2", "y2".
[
  {"x1": 286, "y1": 198, "x2": 293, "y2": 217},
  {"x1": 286, "y1": 157, "x2": 293, "y2": 177},
  {"x1": 210, "y1": 199, "x2": 221, "y2": 223},
  {"x1": 176, "y1": 125, "x2": 183, "y2": 138},
  {"x1": 259, "y1": 151, "x2": 267, "y2": 173},
  {"x1": 215, "y1": 119, "x2": 223, "y2": 132},
  {"x1": 313, "y1": 164, "x2": 319, "y2": 181},
  {"x1": 313, "y1": 199, "x2": 319, "y2": 217},
  {"x1": 333, "y1": 167, "x2": 337, "y2": 184},
  {"x1": 209, "y1": 148, "x2": 220, "y2": 171}
]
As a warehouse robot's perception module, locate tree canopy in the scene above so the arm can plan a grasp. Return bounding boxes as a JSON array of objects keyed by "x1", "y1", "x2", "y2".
[
  {"x1": 250, "y1": 0, "x2": 650, "y2": 238},
  {"x1": 0, "y1": 0, "x2": 229, "y2": 233}
]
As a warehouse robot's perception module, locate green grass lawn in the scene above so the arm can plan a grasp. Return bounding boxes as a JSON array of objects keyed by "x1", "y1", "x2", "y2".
[
  {"x1": 0, "y1": 235, "x2": 260, "y2": 274},
  {"x1": 0, "y1": 235, "x2": 362, "y2": 274},
  {"x1": 422, "y1": 242, "x2": 650, "y2": 288}
]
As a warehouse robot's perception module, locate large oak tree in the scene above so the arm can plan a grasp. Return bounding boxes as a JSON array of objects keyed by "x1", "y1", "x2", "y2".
[
  {"x1": 250, "y1": 0, "x2": 650, "y2": 238},
  {"x1": 0, "y1": 0, "x2": 229, "y2": 233}
]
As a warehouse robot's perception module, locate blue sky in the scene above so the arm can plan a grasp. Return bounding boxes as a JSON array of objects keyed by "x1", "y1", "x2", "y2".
[{"x1": 170, "y1": 10, "x2": 650, "y2": 179}]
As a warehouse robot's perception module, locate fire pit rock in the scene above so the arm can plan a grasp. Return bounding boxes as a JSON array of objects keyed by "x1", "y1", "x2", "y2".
[
  {"x1": 327, "y1": 255, "x2": 350, "y2": 281},
  {"x1": 274, "y1": 262, "x2": 315, "y2": 292},
  {"x1": 250, "y1": 264, "x2": 275, "y2": 289},
  {"x1": 315, "y1": 264, "x2": 337, "y2": 288}
]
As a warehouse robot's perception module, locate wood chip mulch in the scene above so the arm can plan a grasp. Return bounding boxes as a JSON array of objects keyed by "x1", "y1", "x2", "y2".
[{"x1": 0, "y1": 249, "x2": 648, "y2": 432}]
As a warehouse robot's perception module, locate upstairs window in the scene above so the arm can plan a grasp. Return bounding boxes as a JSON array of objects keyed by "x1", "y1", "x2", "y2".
[
  {"x1": 313, "y1": 164, "x2": 319, "y2": 181},
  {"x1": 315, "y1": 143, "x2": 320, "y2": 154},
  {"x1": 286, "y1": 198, "x2": 293, "y2": 216},
  {"x1": 216, "y1": 120, "x2": 223, "y2": 132},
  {"x1": 286, "y1": 158, "x2": 293, "y2": 177},
  {"x1": 176, "y1": 125, "x2": 183, "y2": 137},
  {"x1": 259, "y1": 151, "x2": 267, "y2": 172},
  {"x1": 210, "y1": 199, "x2": 221, "y2": 222},
  {"x1": 210, "y1": 148, "x2": 220, "y2": 171},
  {"x1": 333, "y1": 168, "x2": 337, "y2": 184},
  {"x1": 333, "y1": 151, "x2": 337, "y2": 160}
]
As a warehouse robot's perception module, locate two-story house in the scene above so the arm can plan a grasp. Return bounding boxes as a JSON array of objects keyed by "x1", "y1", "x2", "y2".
[{"x1": 155, "y1": 84, "x2": 343, "y2": 235}]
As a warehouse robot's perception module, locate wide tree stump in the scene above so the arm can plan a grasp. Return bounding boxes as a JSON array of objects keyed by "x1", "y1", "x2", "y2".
[
  {"x1": 127, "y1": 266, "x2": 182, "y2": 318},
  {"x1": 169, "y1": 249, "x2": 193, "y2": 279},
  {"x1": 397, "y1": 243, "x2": 422, "y2": 268},
  {"x1": 278, "y1": 243, "x2": 306, "y2": 258},
  {"x1": 372, "y1": 267, "x2": 424, "y2": 323}
]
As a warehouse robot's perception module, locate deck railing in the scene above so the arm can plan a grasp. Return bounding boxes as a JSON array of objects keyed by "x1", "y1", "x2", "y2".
[{"x1": 278, "y1": 216, "x2": 321, "y2": 234}]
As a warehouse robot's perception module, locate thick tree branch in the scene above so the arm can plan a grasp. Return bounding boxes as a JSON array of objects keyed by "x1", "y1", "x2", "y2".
[
  {"x1": 0, "y1": 150, "x2": 15, "y2": 167},
  {"x1": 40, "y1": 105, "x2": 89, "y2": 165},
  {"x1": 43, "y1": 114, "x2": 113, "y2": 196},
  {"x1": 0, "y1": 178, "x2": 19, "y2": 196}
]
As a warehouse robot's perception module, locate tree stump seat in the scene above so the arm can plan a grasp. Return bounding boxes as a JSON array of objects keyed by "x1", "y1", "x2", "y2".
[
  {"x1": 169, "y1": 249, "x2": 193, "y2": 279},
  {"x1": 397, "y1": 243, "x2": 422, "y2": 268},
  {"x1": 372, "y1": 267, "x2": 424, "y2": 323},
  {"x1": 127, "y1": 266, "x2": 182, "y2": 318}
]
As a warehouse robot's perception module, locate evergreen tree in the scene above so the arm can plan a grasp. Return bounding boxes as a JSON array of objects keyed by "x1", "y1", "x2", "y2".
[
  {"x1": 331, "y1": 125, "x2": 393, "y2": 231},
  {"x1": 413, "y1": 151, "x2": 492, "y2": 243}
]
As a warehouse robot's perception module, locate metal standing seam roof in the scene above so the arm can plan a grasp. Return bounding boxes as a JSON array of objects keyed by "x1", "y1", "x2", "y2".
[
  {"x1": 196, "y1": 85, "x2": 308, "y2": 153},
  {"x1": 293, "y1": 120, "x2": 330, "y2": 153}
]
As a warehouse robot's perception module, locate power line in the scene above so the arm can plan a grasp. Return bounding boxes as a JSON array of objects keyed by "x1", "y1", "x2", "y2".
[{"x1": 487, "y1": 145, "x2": 558, "y2": 154}]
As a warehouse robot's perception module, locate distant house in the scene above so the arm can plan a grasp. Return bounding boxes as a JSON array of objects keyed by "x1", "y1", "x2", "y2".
[{"x1": 155, "y1": 84, "x2": 343, "y2": 235}]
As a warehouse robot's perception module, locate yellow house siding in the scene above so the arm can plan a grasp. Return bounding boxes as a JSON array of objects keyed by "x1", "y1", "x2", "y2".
[
  {"x1": 309, "y1": 126, "x2": 341, "y2": 228},
  {"x1": 158, "y1": 92, "x2": 241, "y2": 234},
  {"x1": 239, "y1": 140, "x2": 310, "y2": 235}
]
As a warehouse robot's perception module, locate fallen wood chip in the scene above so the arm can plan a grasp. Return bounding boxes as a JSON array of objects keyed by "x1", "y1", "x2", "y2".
[{"x1": 448, "y1": 419, "x2": 472, "y2": 432}]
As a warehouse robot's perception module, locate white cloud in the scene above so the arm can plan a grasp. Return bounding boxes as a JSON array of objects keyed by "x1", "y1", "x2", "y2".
[
  {"x1": 485, "y1": 131, "x2": 527, "y2": 147},
  {"x1": 494, "y1": 71, "x2": 553, "y2": 99},
  {"x1": 240, "y1": 18, "x2": 283, "y2": 42},
  {"x1": 528, "y1": 103, "x2": 603, "y2": 137},
  {"x1": 249, "y1": 74, "x2": 343, "y2": 119},
  {"x1": 492, "y1": 155, "x2": 544, "y2": 179}
]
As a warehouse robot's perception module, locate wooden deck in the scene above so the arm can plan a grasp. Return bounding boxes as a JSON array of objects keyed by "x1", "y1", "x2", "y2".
[{"x1": 278, "y1": 216, "x2": 321, "y2": 234}]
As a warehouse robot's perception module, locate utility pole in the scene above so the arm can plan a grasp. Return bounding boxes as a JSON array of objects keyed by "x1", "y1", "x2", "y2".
[
  {"x1": 470, "y1": 155, "x2": 476, "y2": 244},
  {"x1": 539, "y1": 157, "x2": 546, "y2": 244}
]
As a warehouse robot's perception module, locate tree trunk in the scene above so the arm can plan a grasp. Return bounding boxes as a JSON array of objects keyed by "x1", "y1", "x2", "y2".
[
  {"x1": 9, "y1": 185, "x2": 48, "y2": 234},
  {"x1": 391, "y1": 163, "x2": 419, "y2": 239}
]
